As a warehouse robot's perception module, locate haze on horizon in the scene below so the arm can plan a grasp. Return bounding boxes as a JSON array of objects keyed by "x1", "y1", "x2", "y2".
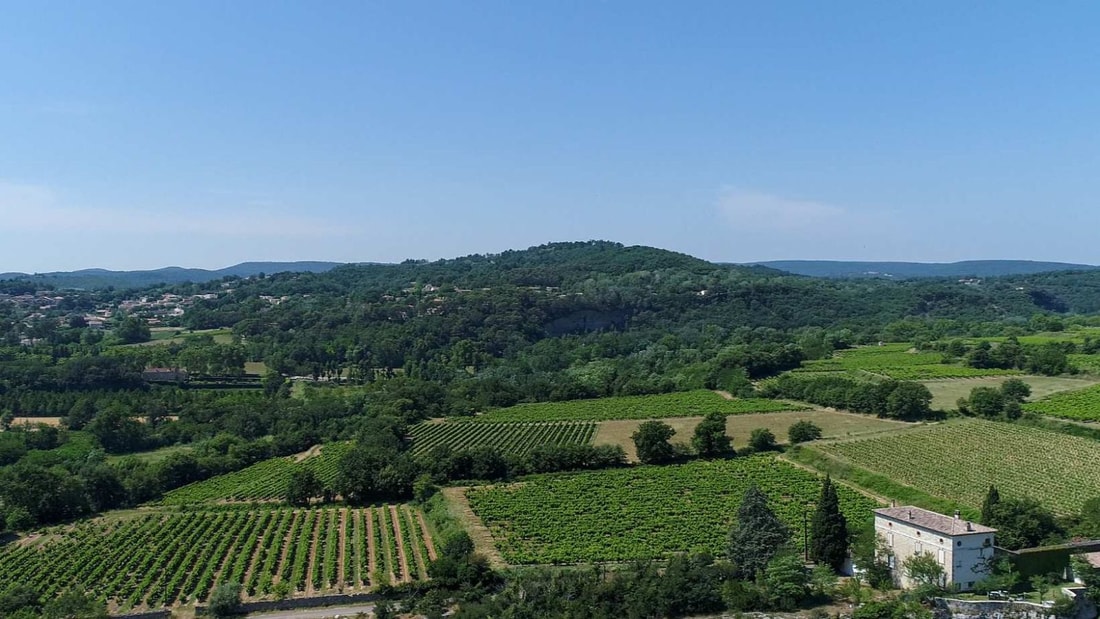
[{"x1": 3, "y1": 2, "x2": 1099, "y2": 273}]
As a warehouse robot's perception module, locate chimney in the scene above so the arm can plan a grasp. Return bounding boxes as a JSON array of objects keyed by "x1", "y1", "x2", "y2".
[
  {"x1": 908, "y1": 510, "x2": 914, "y2": 520},
  {"x1": 966, "y1": 521, "x2": 973, "y2": 532},
  {"x1": 954, "y1": 510, "x2": 961, "y2": 520}
]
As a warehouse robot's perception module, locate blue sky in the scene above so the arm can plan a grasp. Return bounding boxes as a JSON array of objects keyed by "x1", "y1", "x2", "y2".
[{"x1": 2, "y1": 1, "x2": 1099, "y2": 271}]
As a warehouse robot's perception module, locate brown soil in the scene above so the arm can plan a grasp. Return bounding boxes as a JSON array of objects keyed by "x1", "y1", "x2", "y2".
[
  {"x1": 272, "y1": 510, "x2": 301, "y2": 584},
  {"x1": 292, "y1": 444, "x2": 323, "y2": 463},
  {"x1": 713, "y1": 390, "x2": 734, "y2": 400},
  {"x1": 440, "y1": 487, "x2": 506, "y2": 568},
  {"x1": 364, "y1": 509, "x2": 377, "y2": 587},
  {"x1": 389, "y1": 505, "x2": 412, "y2": 583},
  {"x1": 416, "y1": 512, "x2": 438, "y2": 560},
  {"x1": 336, "y1": 509, "x2": 347, "y2": 588}
]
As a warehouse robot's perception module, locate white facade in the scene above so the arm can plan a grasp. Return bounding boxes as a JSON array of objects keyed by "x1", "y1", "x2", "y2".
[{"x1": 874, "y1": 506, "x2": 996, "y2": 592}]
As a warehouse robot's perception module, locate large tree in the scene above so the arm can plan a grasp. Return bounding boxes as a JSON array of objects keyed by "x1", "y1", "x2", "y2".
[
  {"x1": 691, "y1": 412, "x2": 732, "y2": 457},
  {"x1": 729, "y1": 484, "x2": 790, "y2": 579},
  {"x1": 981, "y1": 485, "x2": 1001, "y2": 525},
  {"x1": 632, "y1": 420, "x2": 676, "y2": 464},
  {"x1": 809, "y1": 476, "x2": 849, "y2": 572}
]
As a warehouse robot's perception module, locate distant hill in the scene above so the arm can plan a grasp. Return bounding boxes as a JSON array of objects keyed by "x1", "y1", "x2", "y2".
[
  {"x1": 0, "y1": 261, "x2": 345, "y2": 289},
  {"x1": 751, "y1": 260, "x2": 1099, "y2": 279}
]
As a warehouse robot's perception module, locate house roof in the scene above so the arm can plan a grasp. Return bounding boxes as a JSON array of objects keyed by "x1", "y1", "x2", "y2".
[
  {"x1": 1081, "y1": 552, "x2": 1100, "y2": 569},
  {"x1": 874, "y1": 506, "x2": 996, "y2": 536}
]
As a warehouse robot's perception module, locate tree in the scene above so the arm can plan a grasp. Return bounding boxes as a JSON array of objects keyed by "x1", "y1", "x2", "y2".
[
  {"x1": 884, "y1": 382, "x2": 933, "y2": 420},
  {"x1": 763, "y1": 552, "x2": 809, "y2": 610},
  {"x1": 208, "y1": 582, "x2": 243, "y2": 618},
  {"x1": 981, "y1": 485, "x2": 1001, "y2": 525},
  {"x1": 788, "y1": 420, "x2": 822, "y2": 444},
  {"x1": 748, "y1": 428, "x2": 778, "y2": 452},
  {"x1": 986, "y1": 496, "x2": 1064, "y2": 550},
  {"x1": 42, "y1": 589, "x2": 108, "y2": 619},
  {"x1": 1000, "y1": 378, "x2": 1031, "y2": 403},
  {"x1": 285, "y1": 469, "x2": 321, "y2": 507},
  {"x1": 1076, "y1": 496, "x2": 1100, "y2": 539},
  {"x1": 809, "y1": 476, "x2": 849, "y2": 572},
  {"x1": 728, "y1": 485, "x2": 790, "y2": 579},
  {"x1": 903, "y1": 552, "x2": 945, "y2": 590},
  {"x1": 691, "y1": 413, "x2": 732, "y2": 457},
  {"x1": 632, "y1": 420, "x2": 676, "y2": 464},
  {"x1": 967, "y1": 387, "x2": 1005, "y2": 418},
  {"x1": 114, "y1": 316, "x2": 150, "y2": 344}
]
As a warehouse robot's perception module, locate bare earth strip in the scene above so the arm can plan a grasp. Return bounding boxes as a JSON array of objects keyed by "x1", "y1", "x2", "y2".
[
  {"x1": 337, "y1": 509, "x2": 347, "y2": 588},
  {"x1": 416, "y1": 512, "x2": 438, "y2": 560},
  {"x1": 305, "y1": 511, "x2": 323, "y2": 594},
  {"x1": 273, "y1": 511, "x2": 301, "y2": 585},
  {"x1": 441, "y1": 486, "x2": 506, "y2": 568},
  {"x1": 364, "y1": 509, "x2": 377, "y2": 587},
  {"x1": 389, "y1": 505, "x2": 412, "y2": 583},
  {"x1": 594, "y1": 409, "x2": 911, "y2": 462}
]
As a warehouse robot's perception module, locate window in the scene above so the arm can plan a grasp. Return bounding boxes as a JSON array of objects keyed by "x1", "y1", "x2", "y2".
[
  {"x1": 915, "y1": 542, "x2": 922, "y2": 553},
  {"x1": 938, "y1": 549, "x2": 945, "y2": 564},
  {"x1": 888, "y1": 532, "x2": 894, "y2": 547},
  {"x1": 888, "y1": 555, "x2": 896, "y2": 568},
  {"x1": 967, "y1": 581, "x2": 975, "y2": 589},
  {"x1": 957, "y1": 541, "x2": 962, "y2": 547}
]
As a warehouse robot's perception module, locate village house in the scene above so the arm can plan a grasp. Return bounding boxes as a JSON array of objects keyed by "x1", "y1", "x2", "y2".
[{"x1": 875, "y1": 505, "x2": 996, "y2": 592}]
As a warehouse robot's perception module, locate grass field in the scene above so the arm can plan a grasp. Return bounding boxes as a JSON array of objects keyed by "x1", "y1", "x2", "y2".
[
  {"x1": 127, "y1": 328, "x2": 235, "y2": 347},
  {"x1": 593, "y1": 410, "x2": 911, "y2": 461},
  {"x1": 408, "y1": 421, "x2": 596, "y2": 456},
  {"x1": 921, "y1": 375, "x2": 1100, "y2": 411},
  {"x1": 1022, "y1": 383, "x2": 1100, "y2": 421},
  {"x1": 464, "y1": 455, "x2": 879, "y2": 564},
  {"x1": 0, "y1": 505, "x2": 435, "y2": 610},
  {"x1": 797, "y1": 344, "x2": 1021, "y2": 380},
  {"x1": 473, "y1": 390, "x2": 806, "y2": 423},
  {"x1": 814, "y1": 419, "x2": 1100, "y2": 514},
  {"x1": 106, "y1": 443, "x2": 195, "y2": 464}
]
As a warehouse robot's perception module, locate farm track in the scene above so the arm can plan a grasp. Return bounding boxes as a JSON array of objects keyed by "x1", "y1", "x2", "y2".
[
  {"x1": 416, "y1": 511, "x2": 438, "y2": 560},
  {"x1": 441, "y1": 486, "x2": 506, "y2": 568}
]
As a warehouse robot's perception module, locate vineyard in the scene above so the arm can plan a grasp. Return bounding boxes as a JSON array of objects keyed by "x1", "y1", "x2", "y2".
[
  {"x1": 158, "y1": 443, "x2": 352, "y2": 505},
  {"x1": 0, "y1": 505, "x2": 435, "y2": 610},
  {"x1": 796, "y1": 344, "x2": 1021, "y2": 380},
  {"x1": 473, "y1": 390, "x2": 805, "y2": 423},
  {"x1": 1022, "y1": 384, "x2": 1100, "y2": 421},
  {"x1": 815, "y1": 419, "x2": 1100, "y2": 514},
  {"x1": 407, "y1": 421, "x2": 596, "y2": 456},
  {"x1": 1069, "y1": 354, "x2": 1100, "y2": 375},
  {"x1": 465, "y1": 456, "x2": 878, "y2": 564}
]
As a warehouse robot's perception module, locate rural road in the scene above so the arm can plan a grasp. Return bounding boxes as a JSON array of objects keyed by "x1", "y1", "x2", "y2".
[{"x1": 249, "y1": 604, "x2": 376, "y2": 619}]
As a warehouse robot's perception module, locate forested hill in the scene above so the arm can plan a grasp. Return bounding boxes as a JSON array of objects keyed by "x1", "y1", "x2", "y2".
[
  {"x1": 0, "y1": 261, "x2": 344, "y2": 289},
  {"x1": 753, "y1": 259, "x2": 1098, "y2": 279}
]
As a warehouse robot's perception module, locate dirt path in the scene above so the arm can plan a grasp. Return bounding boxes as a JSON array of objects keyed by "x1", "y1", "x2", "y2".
[
  {"x1": 336, "y1": 509, "x2": 347, "y2": 588},
  {"x1": 440, "y1": 487, "x2": 506, "y2": 568},
  {"x1": 713, "y1": 390, "x2": 734, "y2": 400},
  {"x1": 292, "y1": 444, "x2": 323, "y2": 463},
  {"x1": 389, "y1": 505, "x2": 412, "y2": 583},
  {"x1": 415, "y1": 512, "x2": 438, "y2": 561},
  {"x1": 777, "y1": 453, "x2": 891, "y2": 506},
  {"x1": 364, "y1": 509, "x2": 377, "y2": 587},
  {"x1": 304, "y1": 511, "x2": 324, "y2": 594},
  {"x1": 273, "y1": 511, "x2": 301, "y2": 585}
]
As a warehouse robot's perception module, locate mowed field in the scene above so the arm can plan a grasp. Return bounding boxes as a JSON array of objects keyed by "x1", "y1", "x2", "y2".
[
  {"x1": 465, "y1": 455, "x2": 879, "y2": 564},
  {"x1": 813, "y1": 419, "x2": 1100, "y2": 514},
  {"x1": 593, "y1": 410, "x2": 910, "y2": 462},
  {"x1": 473, "y1": 390, "x2": 806, "y2": 423},
  {"x1": 0, "y1": 505, "x2": 435, "y2": 611},
  {"x1": 921, "y1": 375, "x2": 1100, "y2": 411}
]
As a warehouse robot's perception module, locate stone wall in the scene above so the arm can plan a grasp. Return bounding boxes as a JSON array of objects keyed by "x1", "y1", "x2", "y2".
[{"x1": 933, "y1": 596, "x2": 1097, "y2": 619}]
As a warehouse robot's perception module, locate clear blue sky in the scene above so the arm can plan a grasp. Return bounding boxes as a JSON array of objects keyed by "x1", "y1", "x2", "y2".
[{"x1": 2, "y1": 1, "x2": 1099, "y2": 271}]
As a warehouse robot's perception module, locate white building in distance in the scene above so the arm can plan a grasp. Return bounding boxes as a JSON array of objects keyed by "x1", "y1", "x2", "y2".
[{"x1": 874, "y1": 506, "x2": 997, "y2": 592}]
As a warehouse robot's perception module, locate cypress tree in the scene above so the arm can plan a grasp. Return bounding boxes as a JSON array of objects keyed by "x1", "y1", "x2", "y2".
[
  {"x1": 728, "y1": 484, "x2": 790, "y2": 579},
  {"x1": 981, "y1": 485, "x2": 1001, "y2": 525},
  {"x1": 809, "y1": 475, "x2": 849, "y2": 572}
]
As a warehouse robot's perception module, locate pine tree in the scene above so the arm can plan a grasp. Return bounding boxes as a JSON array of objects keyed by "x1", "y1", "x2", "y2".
[
  {"x1": 981, "y1": 485, "x2": 1001, "y2": 525},
  {"x1": 728, "y1": 484, "x2": 790, "y2": 579},
  {"x1": 809, "y1": 475, "x2": 849, "y2": 572}
]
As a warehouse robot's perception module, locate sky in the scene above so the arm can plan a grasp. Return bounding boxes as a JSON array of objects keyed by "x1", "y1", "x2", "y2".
[{"x1": 2, "y1": 1, "x2": 1100, "y2": 271}]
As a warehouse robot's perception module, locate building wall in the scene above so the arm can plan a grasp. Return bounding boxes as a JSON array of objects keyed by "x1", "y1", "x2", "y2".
[{"x1": 875, "y1": 516, "x2": 994, "y2": 591}]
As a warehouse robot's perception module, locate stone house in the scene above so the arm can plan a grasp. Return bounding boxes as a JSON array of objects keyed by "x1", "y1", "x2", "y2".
[{"x1": 875, "y1": 505, "x2": 997, "y2": 591}]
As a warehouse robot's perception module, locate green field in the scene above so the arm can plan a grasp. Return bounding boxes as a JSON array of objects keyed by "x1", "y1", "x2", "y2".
[
  {"x1": 1070, "y1": 354, "x2": 1100, "y2": 374},
  {"x1": 465, "y1": 456, "x2": 879, "y2": 564},
  {"x1": 797, "y1": 344, "x2": 1021, "y2": 380},
  {"x1": 815, "y1": 419, "x2": 1100, "y2": 514},
  {"x1": 0, "y1": 505, "x2": 434, "y2": 610},
  {"x1": 473, "y1": 390, "x2": 806, "y2": 423},
  {"x1": 1022, "y1": 384, "x2": 1100, "y2": 421},
  {"x1": 157, "y1": 443, "x2": 352, "y2": 505},
  {"x1": 408, "y1": 421, "x2": 596, "y2": 456}
]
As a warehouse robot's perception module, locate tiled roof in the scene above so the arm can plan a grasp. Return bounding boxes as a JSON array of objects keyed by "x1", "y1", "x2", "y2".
[{"x1": 875, "y1": 506, "x2": 996, "y2": 536}]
